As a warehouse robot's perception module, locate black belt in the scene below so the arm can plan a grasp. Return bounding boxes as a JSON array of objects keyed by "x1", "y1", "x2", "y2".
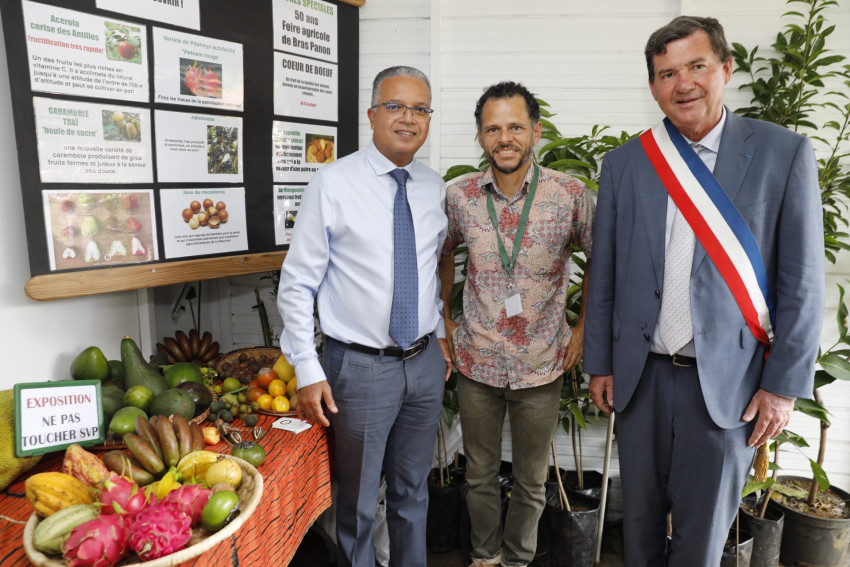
[
  {"x1": 331, "y1": 333, "x2": 431, "y2": 361},
  {"x1": 650, "y1": 351, "x2": 697, "y2": 368}
]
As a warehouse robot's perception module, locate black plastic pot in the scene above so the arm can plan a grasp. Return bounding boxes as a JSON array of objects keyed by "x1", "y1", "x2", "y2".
[
  {"x1": 426, "y1": 467, "x2": 464, "y2": 553},
  {"x1": 721, "y1": 525, "x2": 753, "y2": 567},
  {"x1": 546, "y1": 492, "x2": 599, "y2": 567},
  {"x1": 740, "y1": 496, "x2": 784, "y2": 567},
  {"x1": 771, "y1": 476, "x2": 850, "y2": 567}
]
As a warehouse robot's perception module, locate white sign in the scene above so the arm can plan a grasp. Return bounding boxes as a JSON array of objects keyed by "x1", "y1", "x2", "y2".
[
  {"x1": 96, "y1": 0, "x2": 200, "y2": 31},
  {"x1": 272, "y1": 0, "x2": 337, "y2": 63},
  {"x1": 155, "y1": 110, "x2": 243, "y2": 183},
  {"x1": 23, "y1": 1, "x2": 149, "y2": 102},
  {"x1": 15, "y1": 381, "x2": 103, "y2": 456},
  {"x1": 274, "y1": 185, "x2": 305, "y2": 245},
  {"x1": 272, "y1": 121, "x2": 336, "y2": 183},
  {"x1": 274, "y1": 52, "x2": 337, "y2": 121},
  {"x1": 33, "y1": 97, "x2": 153, "y2": 184},
  {"x1": 160, "y1": 187, "x2": 248, "y2": 259},
  {"x1": 153, "y1": 28, "x2": 244, "y2": 111}
]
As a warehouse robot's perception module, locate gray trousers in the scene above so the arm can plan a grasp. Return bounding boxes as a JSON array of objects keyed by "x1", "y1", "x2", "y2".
[
  {"x1": 617, "y1": 354, "x2": 755, "y2": 567},
  {"x1": 458, "y1": 374, "x2": 563, "y2": 567},
  {"x1": 322, "y1": 335, "x2": 446, "y2": 567}
]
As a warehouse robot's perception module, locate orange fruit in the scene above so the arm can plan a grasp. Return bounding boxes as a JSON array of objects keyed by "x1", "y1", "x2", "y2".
[
  {"x1": 246, "y1": 386, "x2": 265, "y2": 403},
  {"x1": 257, "y1": 367, "x2": 278, "y2": 389},
  {"x1": 272, "y1": 395, "x2": 290, "y2": 413},
  {"x1": 268, "y1": 379, "x2": 286, "y2": 398},
  {"x1": 247, "y1": 379, "x2": 259, "y2": 388},
  {"x1": 257, "y1": 394, "x2": 273, "y2": 411},
  {"x1": 286, "y1": 377, "x2": 297, "y2": 398}
]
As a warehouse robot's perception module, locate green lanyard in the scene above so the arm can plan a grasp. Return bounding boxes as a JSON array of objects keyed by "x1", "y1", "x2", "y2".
[{"x1": 485, "y1": 163, "x2": 539, "y2": 279}]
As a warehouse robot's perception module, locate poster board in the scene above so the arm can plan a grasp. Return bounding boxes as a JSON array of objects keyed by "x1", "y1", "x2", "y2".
[{"x1": 0, "y1": 0, "x2": 359, "y2": 300}]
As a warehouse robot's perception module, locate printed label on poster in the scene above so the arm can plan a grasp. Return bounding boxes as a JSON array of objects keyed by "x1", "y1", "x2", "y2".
[
  {"x1": 23, "y1": 1, "x2": 148, "y2": 102},
  {"x1": 160, "y1": 187, "x2": 248, "y2": 258},
  {"x1": 153, "y1": 28, "x2": 244, "y2": 111},
  {"x1": 42, "y1": 189, "x2": 158, "y2": 271},
  {"x1": 274, "y1": 185, "x2": 305, "y2": 245},
  {"x1": 155, "y1": 110, "x2": 243, "y2": 183},
  {"x1": 274, "y1": 52, "x2": 337, "y2": 121},
  {"x1": 272, "y1": 121, "x2": 336, "y2": 183},
  {"x1": 34, "y1": 97, "x2": 153, "y2": 184},
  {"x1": 96, "y1": 0, "x2": 200, "y2": 31},
  {"x1": 272, "y1": 0, "x2": 337, "y2": 63}
]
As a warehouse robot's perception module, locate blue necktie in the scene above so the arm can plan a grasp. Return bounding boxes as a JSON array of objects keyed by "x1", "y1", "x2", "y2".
[{"x1": 388, "y1": 168, "x2": 418, "y2": 349}]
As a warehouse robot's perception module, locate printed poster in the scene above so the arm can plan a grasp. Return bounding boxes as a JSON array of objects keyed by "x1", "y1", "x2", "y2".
[
  {"x1": 159, "y1": 187, "x2": 248, "y2": 259},
  {"x1": 96, "y1": 0, "x2": 200, "y2": 31},
  {"x1": 272, "y1": 0, "x2": 337, "y2": 63},
  {"x1": 23, "y1": 1, "x2": 148, "y2": 102},
  {"x1": 272, "y1": 120, "x2": 336, "y2": 183},
  {"x1": 155, "y1": 110, "x2": 243, "y2": 183},
  {"x1": 33, "y1": 97, "x2": 153, "y2": 184},
  {"x1": 42, "y1": 189, "x2": 158, "y2": 271},
  {"x1": 274, "y1": 185, "x2": 305, "y2": 245},
  {"x1": 274, "y1": 52, "x2": 337, "y2": 121},
  {"x1": 153, "y1": 28, "x2": 244, "y2": 111}
]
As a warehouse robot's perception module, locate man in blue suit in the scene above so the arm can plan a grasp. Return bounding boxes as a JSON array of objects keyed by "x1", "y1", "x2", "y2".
[{"x1": 584, "y1": 16, "x2": 824, "y2": 566}]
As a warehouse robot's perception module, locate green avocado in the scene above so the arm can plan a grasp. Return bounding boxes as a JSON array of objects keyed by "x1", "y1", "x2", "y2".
[
  {"x1": 70, "y1": 346, "x2": 109, "y2": 381},
  {"x1": 149, "y1": 388, "x2": 196, "y2": 421},
  {"x1": 121, "y1": 336, "x2": 168, "y2": 397}
]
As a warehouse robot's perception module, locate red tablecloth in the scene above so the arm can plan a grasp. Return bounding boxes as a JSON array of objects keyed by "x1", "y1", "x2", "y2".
[{"x1": 0, "y1": 414, "x2": 332, "y2": 566}]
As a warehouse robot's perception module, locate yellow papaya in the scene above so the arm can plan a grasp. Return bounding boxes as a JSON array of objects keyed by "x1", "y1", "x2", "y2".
[{"x1": 25, "y1": 472, "x2": 94, "y2": 517}]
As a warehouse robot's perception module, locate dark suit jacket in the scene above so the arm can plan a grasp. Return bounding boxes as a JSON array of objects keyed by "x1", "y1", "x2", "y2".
[{"x1": 584, "y1": 110, "x2": 825, "y2": 428}]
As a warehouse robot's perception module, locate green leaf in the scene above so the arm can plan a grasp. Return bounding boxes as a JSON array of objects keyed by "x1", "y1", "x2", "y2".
[
  {"x1": 794, "y1": 397, "x2": 830, "y2": 424},
  {"x1": 774, "y1": 429, "x2": 809, "y2": 448},
  {"x1": 741, "y1": 478, "x2": 775, "y2": 498},
  {"x1": 819, "y1": 352, "x2": 850, "y2": 381},
  {"x1": 772, "y1": 481, "x2": 808, "y2": 499},
  {"x1": 810, "y1": 460, "x2": 830, "y2": 491}
]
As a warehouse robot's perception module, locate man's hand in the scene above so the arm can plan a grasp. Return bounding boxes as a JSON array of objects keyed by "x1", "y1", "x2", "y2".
[
  {"x1": 444, "y1": 318, "x2": 459, "y2": 367},
  {"x1": 564, "y1": 326, "x2": 584, "y2": 371},
  {"x1": 742, "y1": 388, "x2": 794, "y2": 447},
  {"x1": 297, "y1": 381, "x2": 337, "y2": 427},
  {"x1": 589, "y1": 374, "x2": 614, "y2": 415},
  {"x1": 437, "y1": 338, "x2": 453, "y2": 381}
]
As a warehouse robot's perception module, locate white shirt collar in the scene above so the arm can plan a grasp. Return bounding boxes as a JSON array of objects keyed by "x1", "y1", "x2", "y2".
[{"x1": 685, "y1": 106, "x2": 726, "y2": 153}]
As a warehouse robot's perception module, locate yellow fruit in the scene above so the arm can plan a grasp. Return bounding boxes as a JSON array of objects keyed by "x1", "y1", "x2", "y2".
[
  {"x1": 268, "y1": 379, "x2": 286, "y2": 398},
  {"x1": 273, "y1": 355, "x2": 295, "y2": 382},
  {"x1": 0, "y1": 390, "x2": 42, "y2": 491},
  {"x1": 257, "y1": 394, "x2": 273, "y2": 411},
  {"x1": 25, "y1": 472, "x2": 94, "y2": 517},
  {"x1": 205, "y1": 458, "x2": 242, "y2": 489},
  {"x1": 176, "y1": 450, "x2": 220, "y2": 482},
  {"x1": 287, "y1": 378, "x2": 298, "y2": 398},
  {"x1": 272, "y1": 395, "x2": 290, "y2": 413}
]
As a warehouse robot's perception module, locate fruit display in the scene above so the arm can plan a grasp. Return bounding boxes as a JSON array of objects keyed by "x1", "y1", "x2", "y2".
[
  {"x1": 180, "y1": 199, "x2": 229, "y2": 231},
  {"x1": 156, "y1": 329, "x2": 221, "y2": 366},
  {"x1": 22, "y1": 444, "x2": 262, "y2": 566},
  {"x1": 216, "y1": 350, "x2": 298, "y2": 415}
]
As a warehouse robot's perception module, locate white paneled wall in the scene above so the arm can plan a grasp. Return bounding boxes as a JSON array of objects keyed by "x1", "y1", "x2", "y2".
[{"x1": 234, "y1": 0, "x2": 850, "y2": 516}]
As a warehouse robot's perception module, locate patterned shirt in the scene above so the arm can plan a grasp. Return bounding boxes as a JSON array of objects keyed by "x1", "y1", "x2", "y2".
[{"x1": 443, "y1": 165, "x2": 595, "y2": 389}]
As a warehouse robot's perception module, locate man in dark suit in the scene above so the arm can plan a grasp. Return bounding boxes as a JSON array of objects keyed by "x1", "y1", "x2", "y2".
[{"x1": 583, "y1": 16, "x2": 824, "y2": 566}]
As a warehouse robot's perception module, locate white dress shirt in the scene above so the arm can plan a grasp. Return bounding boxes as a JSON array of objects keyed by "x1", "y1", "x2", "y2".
[{"x1": 277, "y1": 141, "x2": 448, "y2": 388}]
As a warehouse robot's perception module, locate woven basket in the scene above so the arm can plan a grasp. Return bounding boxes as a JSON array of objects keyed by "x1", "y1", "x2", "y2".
[
  {"x1": 215, "y1": 346, "x2": 282, "y2": 377},
  {"x1": 23, "y1": 455, "x2": 263, "y2": 567}
]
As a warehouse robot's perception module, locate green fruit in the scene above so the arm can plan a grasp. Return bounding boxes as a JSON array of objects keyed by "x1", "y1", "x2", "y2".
[
  {"x1": 231, "y1": 441, "x2": 265, "y2": 467},
  {"x1": 123, "y1": 385, "x2": 154, "y2": 412},
  {"x1": 70, "y1": 346, "x2": 109, "y2": 382},
  {"x1": 243, "y1": 413, "x2": 258, "y2": 427},
  {"x1": 164, "y1": 362, "x2": 204, "y2": 388},
  {"x1": 149, "y1": 388, "x2": 196, "y2": 421},
  {"x1": 107, "y1": 360, "x2": 125, "y2": 381},
  {"x1": 121, "y1": 336, "x2": 168, "y2": 397},
  {"x1": 201, "y1": 490, "x2": 240, "y2": 532},
  {"x1": 109, "y1": 406, "x2": 147, "y2": 437},
  {"x1": 176, "y1": 381, "x2": 214, "y2": 415},
  {"x1": 222, "y1": 377, "x2": 241, "y2": 392},
  {"x1": 32, "y1": 503, "x2": 99, "y2": 554},
  {"x1": 80, "y1": 215, "x2": 100, "y2": 237}
]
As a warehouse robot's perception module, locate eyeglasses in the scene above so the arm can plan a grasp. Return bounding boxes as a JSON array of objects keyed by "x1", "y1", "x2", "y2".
[{"x1": 371, "y1": 102, "x2": 434, "y2": 118}]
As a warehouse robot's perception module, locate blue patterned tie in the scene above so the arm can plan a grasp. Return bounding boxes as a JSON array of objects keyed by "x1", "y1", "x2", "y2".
[{"x1": 388, "y1": 168, "x2": 418, "y2": 349}]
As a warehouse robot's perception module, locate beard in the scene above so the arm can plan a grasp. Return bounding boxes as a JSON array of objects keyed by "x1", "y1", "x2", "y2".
[{"x1": 484, "y1": 144, "x2": 534, "y2": 175}]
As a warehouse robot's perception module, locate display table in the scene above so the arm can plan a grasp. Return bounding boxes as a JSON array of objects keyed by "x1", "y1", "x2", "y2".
[{"x1": 0, "y1": 414, "x2": 333, "y2": 566}]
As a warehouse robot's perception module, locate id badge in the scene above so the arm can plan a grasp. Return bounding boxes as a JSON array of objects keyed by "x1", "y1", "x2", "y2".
[{"x1": 505, "y1": 292, "x2": 522, "y2": 318}]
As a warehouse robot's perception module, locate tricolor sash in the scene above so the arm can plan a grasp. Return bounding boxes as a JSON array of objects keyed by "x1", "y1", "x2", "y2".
[{"x1": 640, "y1": 118, "x2": 774, "y2": 348}]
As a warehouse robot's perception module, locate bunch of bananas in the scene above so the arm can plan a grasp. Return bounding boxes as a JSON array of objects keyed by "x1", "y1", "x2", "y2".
[{"x1": 156, "y1": 329, "x2": 220, "y2": 365}]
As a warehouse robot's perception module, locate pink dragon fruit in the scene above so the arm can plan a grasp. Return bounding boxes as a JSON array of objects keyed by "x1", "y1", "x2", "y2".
[
  {"x1": 162, "y1": 483, "x2": 211, "y2": 526},
  {"x1": 202, "y1": 68, "x2": 221, "y2": 97},
  {"x1": 128, "y1": 499, "x2": 192, "y2": 561},
  {"x1": 184, "y1": 65, "x2": 202, "y2": 95},
  {"x1": 100, "y1": 472, "x2": 147, "y2": 521},
  {"x1": 63, "y1": 514, "x2": 129, "y2": 567}
]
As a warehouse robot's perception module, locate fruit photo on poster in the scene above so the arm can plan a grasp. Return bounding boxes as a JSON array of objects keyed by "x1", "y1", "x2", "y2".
[
  {"x1": 207, "y1": 126, "x2": 238, "y2": 174},
  {"x1": 304, "y1": 133, "x2": 334, "y2": 164},
  {"x1": 181, "y1": 58, "x2": 223, "y2": 99},
  {"x1": 104, "y1": 22, "x2": 142, "y2": 64},
  {"x1": 102, "y1": 110, "x2": 141, "y2": 142}
]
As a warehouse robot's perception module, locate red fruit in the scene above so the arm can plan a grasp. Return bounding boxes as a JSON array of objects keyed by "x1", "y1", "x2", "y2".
[
  {"x1": 162, "y1": 483, "x2": 211, "y2": 526},
  {"x1": 122, "y1": 194, "x2": 138, "y2": 212},
  {"x1": 61, "y1": 200, "x2": 75, "y2": 213},
  {"x1": 184, "y1": 66, "x2": 202, "y2": 95},
  {"x1": 202, "y1": 69, "x2": 221, "y2": 96},
  {"x1": 117, "y1": 41, "x2": 136, "y2": 60},
  {"x1": 64, "y1": 514, "x2": 129, "y2": 567},
  {"x1": 100, "y1": 472, "x2": 148, "y2": 520},
  {"x1": 124, "y1": 217, "x2": 142, "y2": 233},
  {"x1": 128, "y1": 499, "x2": 192, "y2": 560}
]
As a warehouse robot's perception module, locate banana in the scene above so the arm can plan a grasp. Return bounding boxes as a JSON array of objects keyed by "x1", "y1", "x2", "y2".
[
  {"x1": 136, "y1": 415, "x2": 164, "y2": 463},
  {"x1": 123, "y1": 433, "x2": 165, "y2": 475},
  {"x1": 152, "y1": 415, "x2": 180, "y2": 467},
  {"x1": 196, "y1": 331, "x2": 213, "y2": 359},
  {"x1": 189, "y1": 329, "x2": 201, "y2": 359},
  {"x1": 189, "y1": 422, "x2": 205, "y2": 452},
  {"x1": 202, "y1": 341, "x2": 220, "y2": 363},
  {"x1": 102, "y1": 450, "x2": 155, "y2": 486},
  {"x1": 156, "y1": 343, "x2": 179, "y2": 365},
  {"x1": 162, "y1": 336, "x2": 184, "y2": 362},
  {"x1": 172, "y1": 414, "x2": 193, "y2": 460},
  {"x1": 175, "y1": 330, "x2": 192, "y2": 360},
  {"x1": 176, "y1": 450, "x2": 220, "y2": 483}
]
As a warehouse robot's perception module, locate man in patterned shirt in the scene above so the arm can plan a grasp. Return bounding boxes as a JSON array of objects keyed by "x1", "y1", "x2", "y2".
[{"x1": 439, "y1": 81, "x2": 595, "y2": 567}]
